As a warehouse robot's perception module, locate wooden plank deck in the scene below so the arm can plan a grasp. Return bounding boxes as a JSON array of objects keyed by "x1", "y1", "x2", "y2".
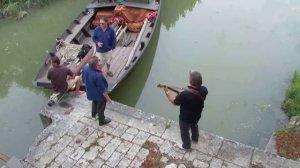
[{"x1": 106, "y1": 46, "x2": 133, "y2": 86}]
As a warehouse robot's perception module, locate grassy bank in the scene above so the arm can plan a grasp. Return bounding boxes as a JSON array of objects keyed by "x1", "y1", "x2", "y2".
[
  {"x1": 274, "y1": 71, "x2": 300, "y2": 160},
  {"x1": 0, "y1": 0, "x2": 52, "y2": 19},
  {"x1": 282, "y1": 71, "x2": 300, "y2": 117}
]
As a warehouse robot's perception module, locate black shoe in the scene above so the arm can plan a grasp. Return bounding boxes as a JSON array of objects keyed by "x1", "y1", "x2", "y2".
[
  {"x1": 99, "y1": 117, "x2": 111, "y2": 126},
  {"x1": 192, "y1": 139, "x2": 198, "y2": 143},
  {"x1": 92, "y1": 113, "x2": 96, "y2": 118}
]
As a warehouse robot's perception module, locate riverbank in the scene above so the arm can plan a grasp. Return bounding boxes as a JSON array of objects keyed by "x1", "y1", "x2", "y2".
[
  {"x1": 273, "y1": 71, "x2": 300, "y2": 160},
  {"x1": 0, "y1": 0, "x2": 52, "y2": 19},
  {"x1": 20, "y1": 93, "x2": 300, "y2": 168}
]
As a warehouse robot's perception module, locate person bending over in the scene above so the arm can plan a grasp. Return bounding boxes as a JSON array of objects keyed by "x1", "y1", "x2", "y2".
[{"x1": 47, "y1": 56, "x2": 84, "y2": 95}]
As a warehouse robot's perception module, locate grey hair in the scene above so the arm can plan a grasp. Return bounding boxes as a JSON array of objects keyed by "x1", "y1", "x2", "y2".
[
  {"x1": 88, "y1": 56, "x2": 100, "y2": 69},
  {"x1": 100, "y1": 17, "x2": 107, "y2": 23},
  {"x1": 189, "y1": 70, "x2": 202, "y2": 86}
]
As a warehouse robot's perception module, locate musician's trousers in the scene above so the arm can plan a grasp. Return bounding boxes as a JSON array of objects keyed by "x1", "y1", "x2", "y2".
[{"x1": 179, "y1": 118, "x2": 199, "y2": 149}]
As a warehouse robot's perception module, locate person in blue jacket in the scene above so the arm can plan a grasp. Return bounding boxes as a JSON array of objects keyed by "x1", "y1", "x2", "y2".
[
  {"x1": 92, "y1": 17, "x2": 116, "y2": 77},
  {"x1": 82, "y1": 56, "x2": 112, "y2": 125}
]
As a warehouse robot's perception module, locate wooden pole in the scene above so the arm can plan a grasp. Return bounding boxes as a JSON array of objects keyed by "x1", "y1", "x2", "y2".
[
  {"x1": 116, "y1": 25, "x2": 128, "y2": 42},
  {"x1": 125, "y1": 19, "x2": 148, "y2": 70}
]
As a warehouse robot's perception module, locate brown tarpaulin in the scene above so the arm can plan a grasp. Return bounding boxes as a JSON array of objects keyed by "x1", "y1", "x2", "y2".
[{"x1": 92, "y1": 5, "x2": 152, "y2": 32}]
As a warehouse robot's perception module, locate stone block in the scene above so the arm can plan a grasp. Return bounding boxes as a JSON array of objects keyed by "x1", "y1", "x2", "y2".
[
  {"x1": 161, "y1": 122, "x2": 181, "y2": 144},
  {"x1": 121, "y1": 132, "x2": 135, "y2": 141},
  {"x1": 107, "y1": 151, "x2": 123, "y2": 167},
  {"x1": 116, "y1": 141, "x2": 133, "y2": 154},
  {"x1": 97, "y1": 132, "x2": 113, "y2": 147},
  {"x1": 99, "y1": 138, "x2": 121, "y2": 160},
  {"x1": 218, "y1": 140, "x2": 253, "y2": 167},
  {"x1": 209, "y1": 158, "x2": 223, "y2": 168},
  {"x1": 82, "y1": 147, "x2": 99, "y2": 161},
  {"x1": 81, "y1": 132, "x2": 98, "y2": 148},
  {"x1": 148, "y1": 135, "x2": 164, "y2": 145},
  {"x1": 118, "y1": 157, "x2": 132, "y2": 168},
  {"x1": 125, "y1": 127, "x2": 139, "y2": 135},
  {"x1": 193, "y1": 159, "x2": 209, "y2": 168},
  {"x1": 126, "y1": 144, "x2": 141, "y2": 160},
  {"x1": 159, "y1": 140, "x2": 173, "y2": 154},
  {"x1": 193, "y1": 130, "x2": 223, "y2": 156},
  {"x1": 132, "y1": 131, "x2": 150, "y2": 145},
  {"x1": 111, "y1": 124, "x2": 128, "y2": 137},
  {"x1": 67, "y1": 122, "x2": 85, "y2": 137},
  {"x1": 70, "y1": 147, "x2": 85, "y2": 161},
  {"x1": 89, "y1": 158, "x2": 104, "y2": 168},
  {"x1": 75, "y1": 158, "x2": 91, "y2": 167},
  {"x1": 221, "y1": 161, "x2": 243, "y2": 168}
]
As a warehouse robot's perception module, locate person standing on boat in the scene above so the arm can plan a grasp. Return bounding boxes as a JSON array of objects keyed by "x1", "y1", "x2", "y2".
[
  {"x1": 47, "y1": 56, "x2": 84, "y2": 95},
  {"x1": 162, "y1": 70, "x2": 208, "y2": 150},
  {"x1": 92, "y1": 17, "x2": 116, "y2": 77},
  {"x1": 82, "y1": 56, "x2": 112, "y2": 126}
]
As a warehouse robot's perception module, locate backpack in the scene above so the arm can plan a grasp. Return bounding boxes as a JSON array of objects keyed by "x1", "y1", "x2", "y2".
[{"x1": 77, "y1": 44, "x2": 91, "y2": 60}]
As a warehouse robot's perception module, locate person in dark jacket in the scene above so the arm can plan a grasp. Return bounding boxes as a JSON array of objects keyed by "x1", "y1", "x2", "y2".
[
  {"x1": 163, "y1": 70, "x2": 208, "y2": 150},
  {"x1": 82, "y1": 56, "x2": 112, "y2": 126},
  {"x1": 92, "y1": 17, "x2": 116, "y2": 77}
]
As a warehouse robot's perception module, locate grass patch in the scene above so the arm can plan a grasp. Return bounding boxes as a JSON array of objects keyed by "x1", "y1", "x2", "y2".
[
  {"x1": 0, "y1": 0, "x2": 53, "y2": 19},
  {"x1": 274, "y1": 128, "x2": 288, "y2": 136},
  {"x1": 282, "y1": 71, "x2": 300, "y2": 117},
  {"x1": 142, "y1": 143, "x2": 149, "y2": 149}
]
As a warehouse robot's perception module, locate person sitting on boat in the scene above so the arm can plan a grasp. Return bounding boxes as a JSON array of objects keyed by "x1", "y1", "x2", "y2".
[
  {"x1": 47, "y1": 56, "x2": 84, "y2": 95},
  {"x1": 82, "y1": 56, "x2": 112, "y2": 126},
  {"x1": 92, "y1": 17, "x2": 116, "y2": 77}
]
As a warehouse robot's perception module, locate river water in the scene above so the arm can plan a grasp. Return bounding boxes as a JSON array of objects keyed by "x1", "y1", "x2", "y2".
[{"x1": 1, "y1": 0, "x2": 300, "y2": 161}]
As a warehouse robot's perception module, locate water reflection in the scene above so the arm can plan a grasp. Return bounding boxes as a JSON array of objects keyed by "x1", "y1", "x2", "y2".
[
  {"x1": 160, "y1": 0, "x2": 199, "y2": 30},
  {"x1": 111, "y1": 19, "x2": 162, "y2": 106}
]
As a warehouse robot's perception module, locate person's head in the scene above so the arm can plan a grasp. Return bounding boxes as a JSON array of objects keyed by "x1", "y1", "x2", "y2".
[
  {"x1": 189, "y1": 70, "x2": 202, "y2": 86},
  {"x1": 88, "y1": 56, "x2": 101, "y2": 69},
  {"x1": 99, "y1": 17, "x2": 108, "y2": 29},
  {"x1": 51, "y1": 56, "x2": 60, "y2": 67}
]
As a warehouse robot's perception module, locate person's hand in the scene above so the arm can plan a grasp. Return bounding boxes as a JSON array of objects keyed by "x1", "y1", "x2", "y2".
[
  {"x1": 106, "y1": 98, "x2": 112, "y2": 104},
  {"x1": 97, "y1": 42, "x2": 103, "y2": 48},
  {"x1": 163, "y1": 85, "x2": 169, "y2": 92}
]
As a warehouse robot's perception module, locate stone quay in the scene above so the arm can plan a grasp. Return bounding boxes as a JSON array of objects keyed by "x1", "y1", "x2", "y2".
[{"x1": 17, "y1": 93, "x2": 300, "y2": 168}]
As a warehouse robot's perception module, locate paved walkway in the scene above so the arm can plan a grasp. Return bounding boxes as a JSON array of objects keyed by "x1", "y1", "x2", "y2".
[{"x1": 21, "y1": 94, "x2": 300, "y2": 168}]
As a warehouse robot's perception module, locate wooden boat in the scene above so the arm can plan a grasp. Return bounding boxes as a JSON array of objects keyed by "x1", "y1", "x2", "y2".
[{"x1": 33, "y1": 0, "x2": 161, "y2": 92}]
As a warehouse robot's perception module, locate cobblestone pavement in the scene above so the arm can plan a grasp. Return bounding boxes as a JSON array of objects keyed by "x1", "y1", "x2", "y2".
[{"x1": 21, "y1": 94, "x2": 300, "y2": 168}]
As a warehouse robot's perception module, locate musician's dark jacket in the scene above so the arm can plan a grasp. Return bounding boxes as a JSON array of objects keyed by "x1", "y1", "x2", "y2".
[{"x1": 174, "y1": 86, "x2": 208, "y2": 123}]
